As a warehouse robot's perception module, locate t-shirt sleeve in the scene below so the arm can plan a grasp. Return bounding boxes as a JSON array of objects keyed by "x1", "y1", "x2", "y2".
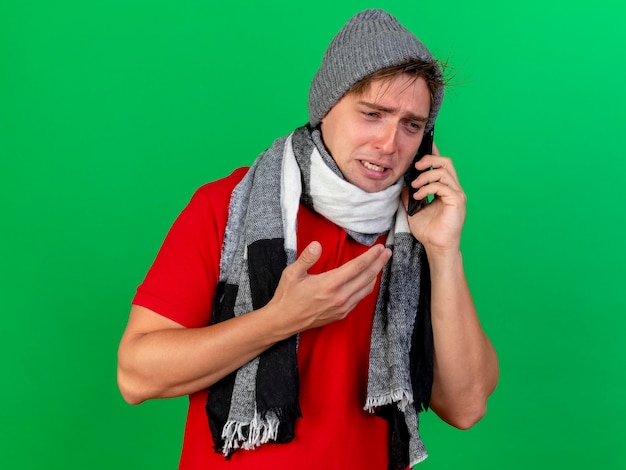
[{"x1": 132, "y1": 168, "x2": 248, "y2": 328}]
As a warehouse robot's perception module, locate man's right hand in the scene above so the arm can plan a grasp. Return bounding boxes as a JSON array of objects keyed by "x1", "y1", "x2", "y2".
[{"x1": 264, "y1": 241, "x2": 392, "y2": 336}]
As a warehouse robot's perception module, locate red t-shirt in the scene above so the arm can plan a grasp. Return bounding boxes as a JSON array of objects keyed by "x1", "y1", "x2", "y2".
[{"x1": 133, "y1": 168, "x2": 390, "y2": 469}]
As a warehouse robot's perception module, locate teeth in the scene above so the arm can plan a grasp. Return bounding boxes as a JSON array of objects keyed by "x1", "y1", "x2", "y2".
[{"x1": 362, "y1": 161, "x2": 385, "y2": 172}]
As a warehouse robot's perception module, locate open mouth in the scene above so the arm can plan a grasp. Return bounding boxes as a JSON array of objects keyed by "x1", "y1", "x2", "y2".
[{"x1": 360, "y1": 160, "x2": 386, "y2": 172}]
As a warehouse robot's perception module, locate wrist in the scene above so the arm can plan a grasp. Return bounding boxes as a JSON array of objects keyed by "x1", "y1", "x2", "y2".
[
  {"x1": 255, "y1": 303, "x2": 301, "y2": 344},
  {"x1": 424, "y1": 245, "x2": 463, "y2": 273}
]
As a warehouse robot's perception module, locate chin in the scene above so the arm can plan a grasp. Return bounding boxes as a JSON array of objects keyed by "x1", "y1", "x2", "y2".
[{"x1": 357, "y1": 181, "x2": 391, "y2": 193}]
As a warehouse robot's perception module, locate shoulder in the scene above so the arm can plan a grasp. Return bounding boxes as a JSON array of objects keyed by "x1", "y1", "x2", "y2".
[
  {"x1": 181, "y1": 167, "x2": 250, "y2": 224},
  {"x1": 191, "y1": 167, "x2": 249, "y2": 206},
  {"x1": 158, "y1": 167, "x2": 251, "y2": 251}
]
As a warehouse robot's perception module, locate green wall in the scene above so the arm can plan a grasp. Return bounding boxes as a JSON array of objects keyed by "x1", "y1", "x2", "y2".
[{"x1": 2, "y1": 0, "x2": 624, "y2": 468}]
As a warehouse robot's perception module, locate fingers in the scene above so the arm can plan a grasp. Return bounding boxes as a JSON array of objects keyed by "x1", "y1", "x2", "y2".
[
  {"x1": 333, "y1": 244, "x2": 391, "y2": 298},
  {"x1": 411, "y1": 148, "x2": 461, "y2": 198},
  {"x1": 277, "y1": 242, "x2": 391, "y2": 330},
  {"x1": 341, "y1": 245, "x2": 391, "y2": 281},
  {"x1": 411, "y1": 165, "x2": 461, "y2": 193},
  {"x1": 291, "y1": 241, "x2": 389, "y2": 292},
  {"x1": 291, "y1": 241, "x2": 322, "y2": 277},
  {"x1": 410, "y1": 171, "x2": 465, "y2": 206},
  {"x1": 414, "y1": 155, "x2": 458, "y2": 180},
  {"x1": 410, "y1": 182, "x2": 465, "y2": 208},
  {"x1": 409, "y1": 151, "x2": 465, "y2": 208}
]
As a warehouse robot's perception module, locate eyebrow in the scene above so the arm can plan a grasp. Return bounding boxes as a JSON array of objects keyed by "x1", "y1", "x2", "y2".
[{"x1": 357, "y1": 100, "x2": 429, "y2": 122}]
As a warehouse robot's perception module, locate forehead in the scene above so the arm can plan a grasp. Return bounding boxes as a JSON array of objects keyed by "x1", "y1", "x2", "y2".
[
  {"x1": 358, "y1": 74, "x2": 427, "y2": 97},
  {"x1": 348, "y1": 75, "x2": 431, "y2": 114}
]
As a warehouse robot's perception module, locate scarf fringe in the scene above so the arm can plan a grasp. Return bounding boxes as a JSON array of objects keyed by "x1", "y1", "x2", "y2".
[
  {"x1": 221, "y1": 413, "x2": 281, "y2": 455},
  {"x1": 411, "y1": 453, "x2": 429, "y2": 468},
  {"x1": 365, "y1": 389, "x2": 414, "y2": 413}
]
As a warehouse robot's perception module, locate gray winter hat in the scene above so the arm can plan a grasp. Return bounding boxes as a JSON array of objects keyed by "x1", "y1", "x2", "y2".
[{"x1": 308, "y1": 9, "x2": 443, "y2": 131}]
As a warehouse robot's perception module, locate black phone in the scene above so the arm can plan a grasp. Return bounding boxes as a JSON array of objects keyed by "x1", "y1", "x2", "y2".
[{"x1": 407, "y1": 127, "x2": 434, "y2": 216}]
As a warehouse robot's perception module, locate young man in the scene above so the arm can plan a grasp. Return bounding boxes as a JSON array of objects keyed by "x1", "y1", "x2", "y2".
[{"x1": 118, "y1": 9, "x2": 498, "y2": 469}]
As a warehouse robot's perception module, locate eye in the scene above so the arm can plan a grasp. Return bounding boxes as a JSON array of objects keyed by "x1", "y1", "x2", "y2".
[
  {"x1": 361, "y1": 111, "x2": 380, "y2": 120},
  {"x1": 404, "y1": 121, "x2": 423, "y2": 134}
]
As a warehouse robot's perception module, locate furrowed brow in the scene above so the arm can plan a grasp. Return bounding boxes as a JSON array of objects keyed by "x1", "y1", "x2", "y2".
[{"x1": 358, "y1": 100, "x2": 428, "y2": 122}]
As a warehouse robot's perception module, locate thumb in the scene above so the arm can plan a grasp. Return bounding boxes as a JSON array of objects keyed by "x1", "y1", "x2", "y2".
[
  {"x1": 400, "y1": 187, "x2": 410, "y2": 211},
  {"x1": 294, "y1": 241, "x2": 322, "y2": 275}
]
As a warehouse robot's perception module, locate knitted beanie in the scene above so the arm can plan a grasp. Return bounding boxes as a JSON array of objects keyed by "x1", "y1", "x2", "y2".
[{"x1": 308, "y1": 9, "x2": 443, "y2": 131}]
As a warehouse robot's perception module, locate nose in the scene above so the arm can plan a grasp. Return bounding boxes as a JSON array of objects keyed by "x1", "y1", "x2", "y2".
[{"x1": 374, "y1": 122, "x2": 398, "y2": 155}]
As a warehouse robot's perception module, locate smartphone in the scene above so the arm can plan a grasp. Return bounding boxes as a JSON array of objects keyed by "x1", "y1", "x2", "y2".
[{"x1": 407, "y1": 127, "x2": 434, "y2": 216}]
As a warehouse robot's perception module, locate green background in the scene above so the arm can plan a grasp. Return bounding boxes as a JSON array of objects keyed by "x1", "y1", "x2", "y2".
[{"x1": 1, "y1": 0, "x2": 624, "y2": 468}]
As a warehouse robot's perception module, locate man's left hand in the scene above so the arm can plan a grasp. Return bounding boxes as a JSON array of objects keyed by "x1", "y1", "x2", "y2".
[{"x1": 402, "y1": 143, "x2": 467, "y2": 255}]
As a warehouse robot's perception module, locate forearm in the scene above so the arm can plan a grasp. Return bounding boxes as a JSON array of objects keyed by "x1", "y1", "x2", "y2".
[
  {"x1": 117, "y1": 306, "x2": 286, "y2": 405},
  {"x1": 118, "y1": 242, "x2": 391, "y2": 405},
  {"x1": 426, "y1": 249, "x2": 499, "y2": 429}
]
